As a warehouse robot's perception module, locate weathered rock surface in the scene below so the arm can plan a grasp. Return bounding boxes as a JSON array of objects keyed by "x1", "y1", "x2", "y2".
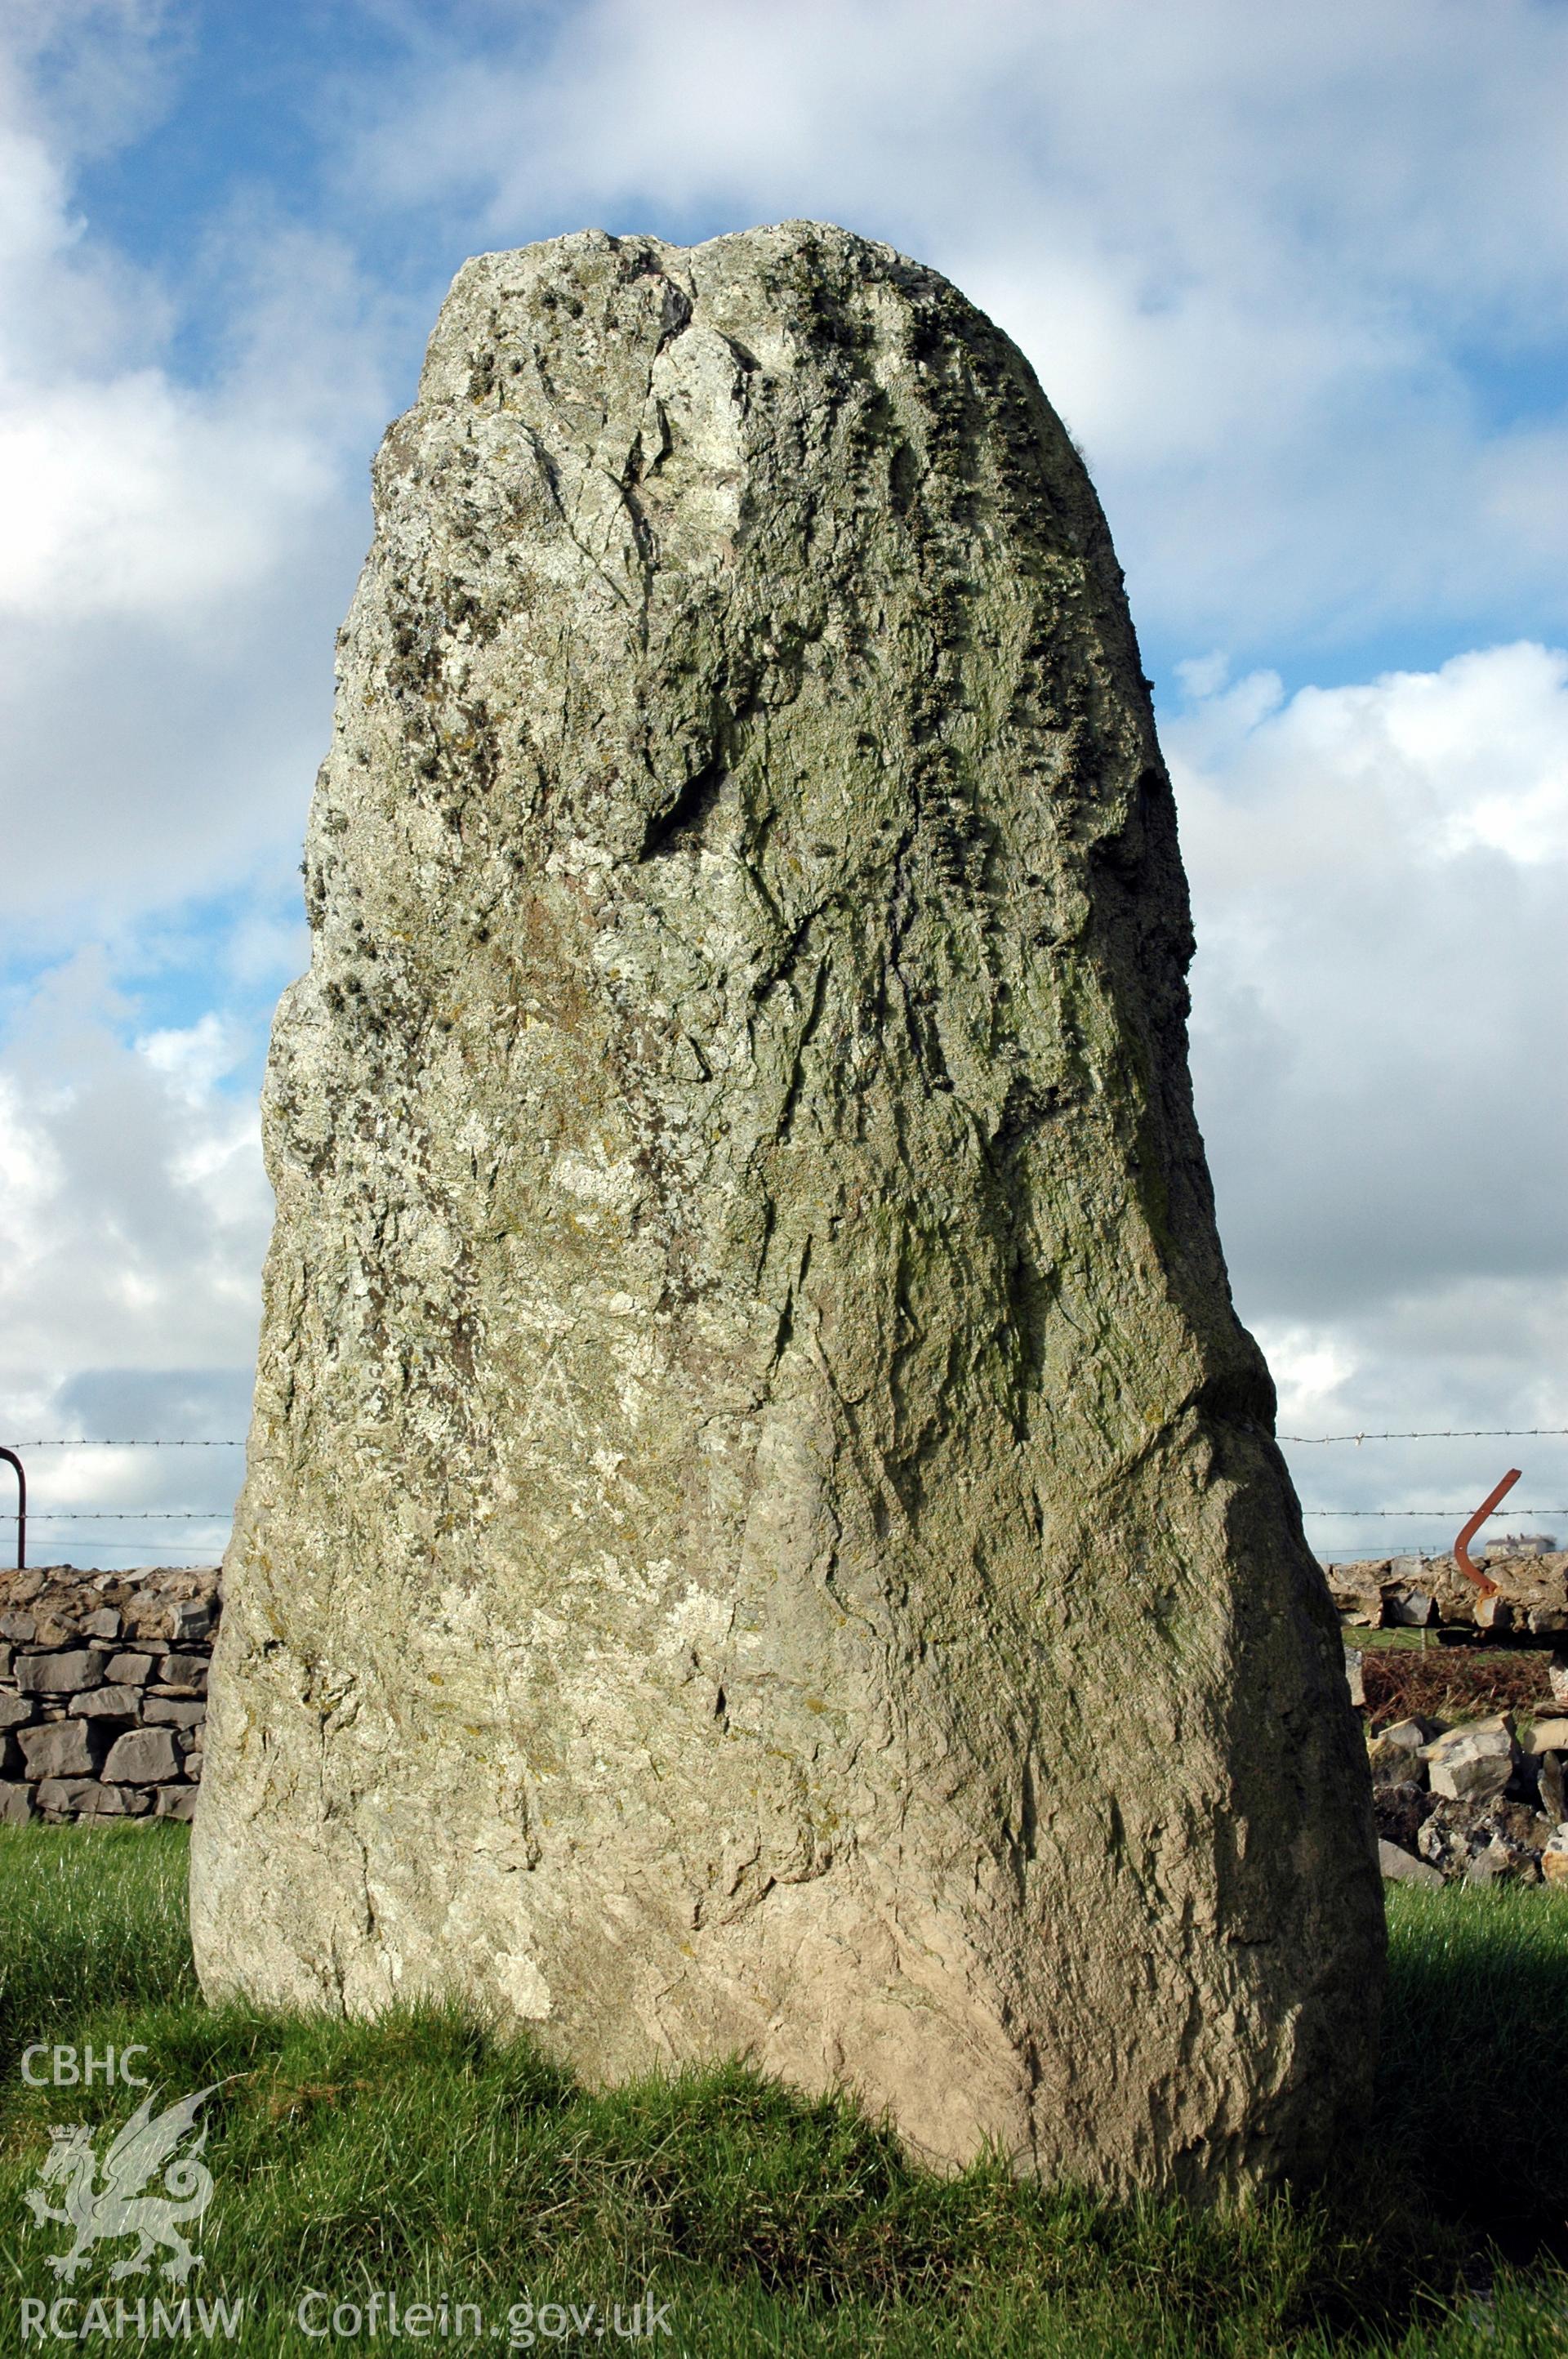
[
  {"x1": 1418, "y1": 1798, "x2": 1556, "y2": 1885},
  {"x1": 1377, "y1": 1838, "x2": 1443, "y2": 1889},
  {"x1": 1421, "y1": 1716, "x2": 1517, "y2": 1804},
  {"x1": 18, "y1": 1720, "x2": 101, "y2": 1779},
  {"x1": 17, "y1": 1650, "x2": 100, "y2": 1696},
  {"x1": 1367, "y1": 1718, "x2": 1433, "y2": 1785},
  {"x1": 102, "y1": 1727, "x2": 180, "y2": 1785},
  {"x1": 69, "y1": 1684, "x2": 143, "y2": 1720},
  {"x1": 191, "y1": 221, "x2": 1382, "y2": 2196},
  {"x1": 1372, "y1": 1780, "x2": 1436, "y2": 1857}
]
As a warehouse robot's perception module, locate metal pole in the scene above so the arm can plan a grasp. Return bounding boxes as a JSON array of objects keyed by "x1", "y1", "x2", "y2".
[
  {"x1": 1453, "y1": 1467, "x2": 1521, "y2": 1601},
  {"x1": 0, "y1": 1447, "x2": 24, "y2": 1571}
]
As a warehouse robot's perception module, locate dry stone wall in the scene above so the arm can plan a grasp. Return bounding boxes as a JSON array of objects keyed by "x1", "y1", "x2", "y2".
[
  {"x1": 1326, "y1": 1552, "x2": 1568, "y2": 1637},
  {"x1": 0, "y1": 1566, "x2": 217, "y2": 1825}
]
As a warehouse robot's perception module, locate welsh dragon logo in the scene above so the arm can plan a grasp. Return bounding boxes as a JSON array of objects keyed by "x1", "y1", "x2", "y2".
[{"x1": 24, "y1": 2085, "x2": 219, "y2": 2284}]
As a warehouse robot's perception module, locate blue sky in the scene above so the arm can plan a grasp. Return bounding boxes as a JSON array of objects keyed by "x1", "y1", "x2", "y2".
[{"x1": 2, "y1": 0, "x2": 1565, "y2": 1565}]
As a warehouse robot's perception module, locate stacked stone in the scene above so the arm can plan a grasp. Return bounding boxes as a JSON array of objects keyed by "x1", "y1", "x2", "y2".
[
  {"x1": 1325, "y1": 1550, "x2": 1568, "y2": 1639},
  {"x1": 0, "y1": 1567, "x2": 219, "y2": 1825},
  {"x1": 1370, "y1": 1710, "x2": 1568, "y2": 1887}
]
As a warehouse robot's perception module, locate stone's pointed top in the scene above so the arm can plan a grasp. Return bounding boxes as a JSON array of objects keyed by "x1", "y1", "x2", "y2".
[
  {"x1": 452, "y1": 217, "x2": 943, "y2": 279},
  {"x1": 194, "y1": 224, "x2": 1383, "y2": 2199}
]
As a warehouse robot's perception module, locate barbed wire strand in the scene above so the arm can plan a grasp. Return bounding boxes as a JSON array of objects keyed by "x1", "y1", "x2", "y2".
[
  {"x1": 23, "y1": 1545, "x2": 223, "y2": 1559},
  {"x1": 1281, "y1": 1428, "x2": 1568, "y2": 1444},
  {"x1": 11, "y1": 1415, "x2": 1566, "y2": 1453},
  {"x1": 12, "y1": 1428, "x2": 1568, "y2": 1450},
  {"x1": 12, "y1": 1505, "x2": 1568, "y2": 1526}
]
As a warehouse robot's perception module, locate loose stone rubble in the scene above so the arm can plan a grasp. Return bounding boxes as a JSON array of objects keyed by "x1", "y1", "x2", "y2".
[
  {"x1": 1422, "y1": 1717, "x2": 1516, "y2": 1804},
  {"x1": 1365, "y1": 1708, "x2": 1568, "y2": 1885},
  {"x1": 1333, "y1": 1559, "x2": 1568, "y2": 1885},
  {"x1": 0, "y1": 1566, "x2": 216, "y2": 1824}
]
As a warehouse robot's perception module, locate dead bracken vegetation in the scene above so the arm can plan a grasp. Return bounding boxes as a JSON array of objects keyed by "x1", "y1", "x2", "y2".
[{"x1": 1364, "y1": 1644, "x2": 1556, "y2": 1728}]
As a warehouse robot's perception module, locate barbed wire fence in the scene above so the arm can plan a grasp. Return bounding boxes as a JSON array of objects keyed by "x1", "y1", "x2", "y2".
[
  {"x1": 2, "y1": 1439, "x2": 243, "y2": 1561},
  {"x1": 4, "y1": 1429, "x2": 1567, "y2": 1560},
  {"x1": 1279, "y1": 1428, "x2": 1568, "y2": 1445},
  {"x1": 1266, "y1": 1426, "x2": 1566, "y2": 1531}
]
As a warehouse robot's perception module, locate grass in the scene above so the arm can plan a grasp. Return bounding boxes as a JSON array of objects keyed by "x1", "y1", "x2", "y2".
[
  {"x1": 1352, "y1": 1626, "x2": 1555, "y2": 1665},
  {"x1": 0, "y1": 1831, "x2": 1564, "y2": 2353}
]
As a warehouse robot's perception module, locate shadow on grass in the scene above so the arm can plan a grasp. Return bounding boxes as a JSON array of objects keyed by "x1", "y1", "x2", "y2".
[
  {"x1": 2, "y1": 1825, "x2": 1566, "y2": 2355},
  {"x1": 1376, "y1": 1885, "x2": 1568, "y2": 2260}
]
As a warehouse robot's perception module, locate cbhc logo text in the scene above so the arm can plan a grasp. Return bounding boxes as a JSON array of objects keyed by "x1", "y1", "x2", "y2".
[{"x1": 20, "y1": 2047, "x2": 150, "y2": 2088}]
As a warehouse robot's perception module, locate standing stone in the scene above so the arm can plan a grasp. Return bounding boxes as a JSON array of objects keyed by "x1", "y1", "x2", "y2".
[{"x1": 192, "y1": 223, "x2": 1382, "y2": 2196}]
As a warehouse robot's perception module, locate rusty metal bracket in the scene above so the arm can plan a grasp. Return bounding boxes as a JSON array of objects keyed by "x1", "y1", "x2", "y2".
[
  {"x1": 1, "y1": 1447, "x2": 24, "y2": 1572},
  {"x1": 1454, "y1": 1467, "x2": 1521, "y2": 1600}
]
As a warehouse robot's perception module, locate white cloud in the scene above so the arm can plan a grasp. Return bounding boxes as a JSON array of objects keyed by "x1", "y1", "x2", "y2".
[
  {"x1": 0, "y1": 370, "x2": 334, "y2": 622},
  {"x1": 1169, "y1": 642, "x2": 1568, "y2": 1554},
  {"x1": 0, "y1": 27, "x2": 392, "y2": 941},
  {"x1": 0, "y1": 952, "x2": 270, "y2": 1381},
  {"x1": 136, "y1": 1010, "x2": 242, "y2": 1101},
  {"x1": 1173, "y1": 642, "x2": 1568, "y2": 1296},
  {"x1": 1, "y1": 2, "x2": 1564, "y2": 1572},
  {"x1": 1174, "y1": 641, "x2": 1568, "y2": 880},
  {"x1": 334, "y1": 0, "x2": 1568, "y2": 649},
  {"x1": 0, "y1": 950, "x2": 269, "y2": 1565}
]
